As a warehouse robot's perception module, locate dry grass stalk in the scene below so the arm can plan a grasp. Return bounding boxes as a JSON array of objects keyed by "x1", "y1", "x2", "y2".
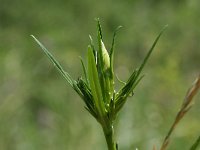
[{"x1": 159, "y1": 74, "x2": 200, "y2": 150}]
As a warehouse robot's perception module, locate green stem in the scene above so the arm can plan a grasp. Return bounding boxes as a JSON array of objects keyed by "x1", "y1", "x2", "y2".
[{"x1": 102, "y1": 123, "x2": 117, "y2": 150}]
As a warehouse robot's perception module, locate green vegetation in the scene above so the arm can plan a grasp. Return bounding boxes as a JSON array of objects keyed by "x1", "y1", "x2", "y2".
[
  {"x1": 32, "y1": 20, "x2": 200, "y2": 150},
  {"x1": 32, "y1": 20, "x2": 166, "y2": 149},
  {"x1": 0, "y1": 0, "x2": 200, "y2": 150}
]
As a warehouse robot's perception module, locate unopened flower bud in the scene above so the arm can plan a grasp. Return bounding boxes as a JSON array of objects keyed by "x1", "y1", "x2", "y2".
[{"x1": 101, "y1": 40, "x2": 110, "y2": 71}]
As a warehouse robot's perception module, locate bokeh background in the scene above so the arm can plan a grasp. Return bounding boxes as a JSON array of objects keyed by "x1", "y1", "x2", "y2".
[{"x1": 0, "y1": 0, "x2": 200, "y2": 149}]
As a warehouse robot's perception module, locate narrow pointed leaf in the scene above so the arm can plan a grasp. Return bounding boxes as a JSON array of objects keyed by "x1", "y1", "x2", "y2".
[
  {"x1": 31, "y1": 35, "x2": 75, "y2": 87},
  {"x1": 135, "y1": 25, "x2": 168, "y2": 79},
  {"x1": 110, "y1": 26, "x2": 122, "y2": 78},
  {"x1": 89, "y1": 35, "x2": 97, "y2": 63},
  {"x1": 96, "y1": 18, "x2": 103, "y2": 40},
  {"x1": 79, "y1": 57, "x2": 89, "y2": 85},
  {"x1": 96, "y1": 20, "x2": 107, "y2": 101},
  {"x1": 115, "y1": 25, "x2": 167, "y2": 113},
  {"x1": 87, "y1": 45, "x2": 105, "y2": 116}
]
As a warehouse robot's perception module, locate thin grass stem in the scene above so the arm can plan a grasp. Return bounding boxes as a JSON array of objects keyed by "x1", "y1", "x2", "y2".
[{"x1": 160, "y1": 75, "x2": 200, "y2": 150}]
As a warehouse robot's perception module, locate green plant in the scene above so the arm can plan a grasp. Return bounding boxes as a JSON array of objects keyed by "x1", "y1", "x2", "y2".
[{"x1": 32, "y1": 20, "x2": 200, "y2": 150}]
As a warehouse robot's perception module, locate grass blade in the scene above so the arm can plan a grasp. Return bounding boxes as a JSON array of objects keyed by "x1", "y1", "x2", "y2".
[
  {"x1": 31, "y1": 35, "x2": 75, "y2": 87},
  {"x1": 135, "y1": 25, "x2": 168, "y2": 81}
]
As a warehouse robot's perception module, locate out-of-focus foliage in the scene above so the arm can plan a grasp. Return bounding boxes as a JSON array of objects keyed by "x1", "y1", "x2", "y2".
[{"x1": 0, "y1": 0, "x2": 199, "y2": 150}]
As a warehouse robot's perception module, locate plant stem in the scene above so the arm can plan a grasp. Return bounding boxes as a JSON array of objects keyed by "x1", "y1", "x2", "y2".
[{"x1": 102, "y1": 123, "x2": 117, "y2": 150}]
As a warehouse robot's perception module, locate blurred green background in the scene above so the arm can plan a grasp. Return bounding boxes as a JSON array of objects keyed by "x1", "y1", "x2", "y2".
[{"x1": 0, "y1": 0, "x2": 200, "y2": 149}]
